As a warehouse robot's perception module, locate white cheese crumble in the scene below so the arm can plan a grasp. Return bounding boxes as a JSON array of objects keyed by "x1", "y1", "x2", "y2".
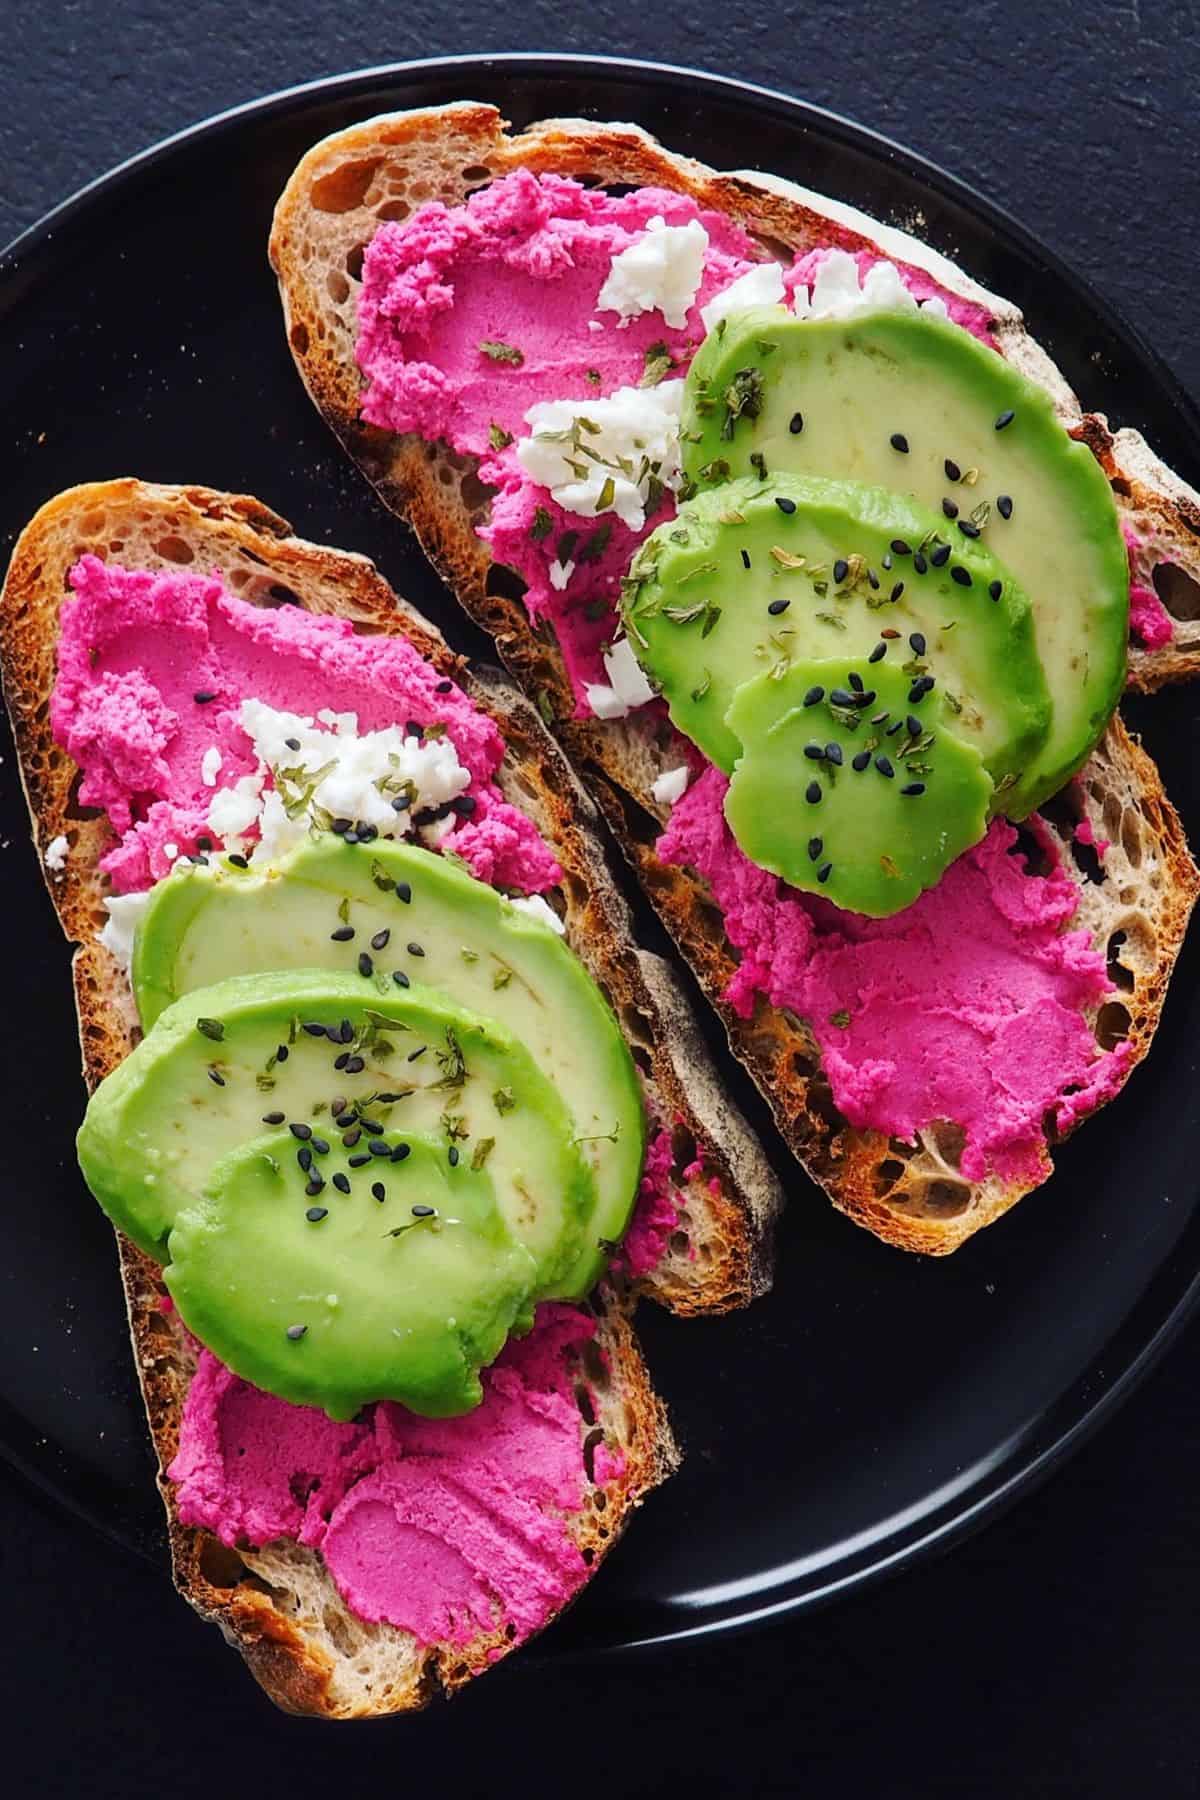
[
  {"x1": 596, "y1": 215, "x2": 709, "y2": 329},
  {"x1": 98, "y1": 890, "x2": 152, "y2": 973},
  {"x1": 548, "y1": 557, "x2": 575, "y2": 592},
  {"x1": 585, "y1": 637, "x2": 658, "y2": 721},
  {"x1": 507, "y1": 893, "x2": 566, "y2": 936},
  {"x1": 517, "y1": 381, "x2": 684, "y2": 530},
  {"x1": 651, "y1": 765, "x2": 691, "y2": 807},
  {"x1": 43, "y1": 834, "x2": 69, "y2": 873},
  {"x1": 700, "y1": 261, "x2": 786, "y2": 331},
  {"x1": 792, "y1": 249, "x2": 950, "y2": 323},
  {"x1": 162, "y1": 842, "x2": 179, "y2": 862},
  {"x1": 200, "y1": 745, "x2": 223, "y2": 787},
  {"x1": 207, "y1": 700, "x2": 473, "y2": 852}
]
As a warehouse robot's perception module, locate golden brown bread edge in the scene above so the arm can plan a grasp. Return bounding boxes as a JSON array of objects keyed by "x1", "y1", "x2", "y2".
[
  {"x1": 0, "y1": 476, "x2": 769, "y2": 1715},
  {"x1": 270, "y1": 103, "x2": 1200, "y2": 1252}
]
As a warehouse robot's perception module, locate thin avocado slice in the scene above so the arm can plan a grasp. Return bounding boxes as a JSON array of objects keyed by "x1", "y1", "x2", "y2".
[
  {"x1": 682, "y1": 305, "x2": 1128, "y2": 812},
  {"x1": 165, "y1": 1129, "x2": 537, "y2": 1421},
  {"x1": 623, "y1": 472, "x2": 1049, "y2": 798},
  {"x1": 77, "y1": 969, "x2": 593, "y2": 1298},
  {"x1": 131, "y1": 837, "x2": 645, "y2": 1291},
  {"x1": 724, "y1": 657, "x2": 991, "y2": 915}
]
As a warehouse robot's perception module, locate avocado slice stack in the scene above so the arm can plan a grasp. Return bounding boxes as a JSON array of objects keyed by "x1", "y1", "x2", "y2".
[
  {"x1": 79, "y1": 843, "x2": 646, "y2": 1420},
  {"x1": 621, "y1": 302, "x2": 1129, "y2": 914}
]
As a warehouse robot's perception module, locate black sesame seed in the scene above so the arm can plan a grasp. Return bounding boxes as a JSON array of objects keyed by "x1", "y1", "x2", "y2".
[
  {"x1": 340, "y1": 1020, "x2": 354, "y2": 1043},
  {"x1": 774, "y1": 496, "x2": 797, "y2": 515},
  {"x1": 994, "y1": 408, "x2": 1015, "y2": 430},
  {"x1": 803, "y1": 743, "x2": 826, "y2": 761},
  {"x1": 867, "y1": 568, "x2": 881, "y2": 590},
  {"x1": 847, "y1": 671, "x2": 863, "y2": 693},
  {"x1": 852, "y1": 749, "x2": 871, "y2": 771},
  {"x1": 950, "y1": 565, "x2": 972, "y2": 587},
  {"x1": 944, "y1": 458, "x2": 961, "y2": 482},
  {"x1": 412, "y1": 1203, "x2": 435, "y2": 1217},
  {"x1": 883, "y1": 553, "x2": 893, "y2": 570},
  {"x1": 448, "y1": 1146, "x2": 460, "y2": 1166},
  {"x1": 789, "y1": 411, "x2": 804, "y2": 434},
  {"x1": 408, "y1": 1045, "x2": 428, "y2": 1062},
  {"x1": 887, "y1": 718, "x2": 905, "y2": 736},
  {"x1": 890, "y1": 581, "x2": 905, "y2": 602},
  {"x1": 875, "y1": 755, "x2": 895, "y2": 778},
  {"x1": 357, "y1": 824, "x2": 378, "y2": 844},
  {"x1": 395, "y1": 881, "x2": 412, "y2": 903},
  {"x1": 372, "y1": 1181, "x2": 386, "y2": 1202},
  {"x1": 343, "y1": 1127, "x2": 361, "y2": 1148},
  {"x1": 302, "y1": 1022, "x2": 326, "y2": 1038},
  {"x1": 909, "y1": 632, "x2": 926, "y2": 655},
  {"x1": 824, "y1": 743, "x2": 844, "y2": 766},
  {"x1": 343, "y1": 830, "x2": 359, "y2": 846},
  {"x1": 306, "y1": 1205, "x2": 329, "y2": 1222},
  {"x1": 297, "y1": 1146, "x2": 313, "y2": 1172},
  {"x1": 807, "y1": 837, "x2": 823, "y2": 862},
  {"x1": 207, "y1": 1067, "x2": 225, "y2": 1086},
  {"x1": 344, "y1": 1055, "x2": 365, "y2": 1074},
  {"x1": 989, "y1": 579, "x2": 1003, "y2": 602},
  {"x1": 407, "y1": 942, "x2": 425, "y2": 958},
  {"x1": 370, "y1": 928, "x2": 391, "y2": 952},
  {"x1": 890, "y1": 539, "x2": 912, "y2": 556},
  {"x1": 830, "y1": 688, "x2": 855, "y2": 707},
  {"x1": 359, "y1": 1118, "x2": 383, "y2": 1135},
  {"x1": 333, "y1": 1055, "x2": 350, "y2": 1075},
  {"x1": 930, "y1": 544, "x2": 952, "y2": 568},
  {"x1": 740, "y1": 548, "x2": 752, "y2": 570},
  {"x1": 193, "y1": 690, "x2": 216, "y2": 704},
  {"x1": 817, "y1": 862, "x2": 833, "y2": 883},
  {"x1": 392, "y1": 1143, "x2": 412, "y2": 1163},
  {"x1": 332, "y1": 1173, "x2": 351, "y2": 1195},
  {"x1": 289, "y1": 1122, "x2": 312, "y2": 1141},
  {"x1": 854, "y1": 690, "x2": 877, "y2": 708},
  {"x1": 331, "y1": 925, "x2": 355, "y2": 942},
  {"x1": 358, "y1": 952, "x2": 374, "y2": 978},
  {"x1": 452, "y1": 795, "x2": 477, "y2": 818},
  {"x1": 311, "y1": 1138, "x2": 330, "y2": 1156},
  {"x1": 889, "y1": 433, "x2": 909, "y2": 454},
  {"x1": 907, "y1": 715, "x2": 923, "y2": 736},
  {"x1": 285, "y1": 737, "x2": 301, "y2": 751},
  {"x1": 942, "y1": 497, "x2": 959, "y2": 519},
  {"x1": 767, "y1": 598, "x2": 791, "y2": 616},
  {"x1": 901, "y1": 782, "x2": 927, "y2": 797},
  {"x1": 331, "y1": 1097, "x2": 347, "y2": 1116},
  {"x1": 997, "y1": 494, "x2": 1013, "y2": 519},
  {"x1": 276, "y1": 1045, "x2": 289, "y2": 1063},
  {"x1": 435, "y1": 678, "x2": 454, "y2": 693},
  {"x1": 833, "y1": 559, "x2": 849, "y2": 583},
  {"x1": 392, "y1": 970, "x2": 411, "y2": 989},
  {"x1": 197, "y1": 836, "x2": 213, "y2": 852},
  {"x1": 916, "y1": 675, "x2": 936, "y2": 695},
  {"x1": 369, "y1": 1139, "x2": 391, "y2": 1157},
  {"x1": 331, "y1": 817, "x2": 351, "y2": 835},
  {"x1": 957, "y1": 519, "x2": 981, "y2": 539},
  {"x1": 803, "y1": 685, "x2": 825, "y2": 707},
  {"x1": 869, "y1": 641, "x2": 887, "y2": 663},
  {"x1": 806, "y1": 781, "x2": 822, "y2": 804},
  {"x1": 227, "y1": 854, "x2": 249, "y2": 870},
  {"x1": 406, "y1": 721, "x2": 424, "y2": 740},
  {"x1": 262, "y1": 1111, "x2": 285, "y2": 1125},
  {"x1": 286, "y1": 1324, "x2": 307, "y2": 1341},
  {"x1": 305, "y1": 1176, "x2": 325, "y2": 1198},
  {"x1": 335, "y1": 1113, "x2": 354, "y2": 1130},
  {"x1": 914, "y1": 553, "x2": 929, "y2": 575},
  {"x1": 348, "y1": 1153, "x2": 372, "y2": 1168}
]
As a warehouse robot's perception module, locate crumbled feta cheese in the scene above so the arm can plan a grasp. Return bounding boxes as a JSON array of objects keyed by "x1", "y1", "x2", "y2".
[
  {"x1": 162, "y1": 842, "x2": 179, "y2": 862},
  {"x1": 585, "y1": 638, "x2": 657, "y2": 721},
  {"x1": 548, "y1": 558, "x2": 575, "y2": 591},
  {"x1": 651, "y1": 765, "x2": 691, "y2": 806},
  {"x1": 792, "y1": 249, "x2": 951, "y2": 324},
  {"x1": 200, "y1": 746, "x2": 223, "y2": 787},
  {"x1": 206, "y1": 772, "x2": 265, "y2": 842},
  {"x1": 418, "y1": 812, "x2": 458, "y2": 850},
  {"x1": 43, "y1": 834, "x2": 69, "y2": 873},
  {"x1": 254, "y1": 788, "x2": 310, "y2": 865},
  {"x1": 597, "y1": 215, "x2": 709, "y2": 329},
  {"x1": 508, "y1": 893, "x2": 566, "y2": 935},
  {"x1": 517, "y1": 381, "x2": 684, "y2": 530},
  {"x1": 98, "y1": 890, "x2": 152, "y2": 972},
  {"x1": 700, "y1": 262, "x2": 786, "y2": 331},
  {"x1": 586, "y1": 319, "x2": 604, "y2": 333}
]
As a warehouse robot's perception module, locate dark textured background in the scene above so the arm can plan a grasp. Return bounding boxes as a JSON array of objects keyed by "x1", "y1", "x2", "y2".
[{"x1": 2, "y1": 6, "x2": 1199, "y2": 1795}]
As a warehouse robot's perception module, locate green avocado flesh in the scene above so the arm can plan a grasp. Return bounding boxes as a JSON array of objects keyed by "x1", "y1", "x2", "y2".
[
  {"x1": 681, "y1": 306, "x2": 1128, "y2": 812},
  {"x1": 165, "y1": 1129, "x2": 536, "y2": 1420},
  {"x1": 77, "y1": 969, "x2": 593, "y2": 1327},
  {"x1": 131, "y1": 837, "x2": 644, "y2": 1295},
  {"x1": 724, "y1": 658, "x2": 992, "y2": 914},
  {"x1": 624, "y1": 473, "x2": 1050, "y2": 796}
]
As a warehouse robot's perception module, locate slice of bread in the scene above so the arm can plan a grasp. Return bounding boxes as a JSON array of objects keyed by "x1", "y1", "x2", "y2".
[
  {"x1": 0, "y1": 478, "x2": 787, "y2": 1715},
  {"x1": 270, "y1": 104, "x2": 1200, "y2": 1253}
]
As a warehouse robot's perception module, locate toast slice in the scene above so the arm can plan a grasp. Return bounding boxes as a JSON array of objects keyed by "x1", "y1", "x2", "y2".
[
  {"x1": 0, "y1": 478, "x2": 786, "y2": 1715},
  {"x1": 270, "y1": 104, "x2": 1200, "y2": 1253}
]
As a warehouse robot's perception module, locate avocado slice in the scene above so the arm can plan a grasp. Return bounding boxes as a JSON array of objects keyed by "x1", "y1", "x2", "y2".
[
  {"x1": 724, "y1": 657, "x2": 992, "y2": 915},
  {"x1": 165, "y1": 1128, "x2": 537, "y2": 1420},
  {"x1": 681, "y1": 306, "x2": 1127, "y2": 812},
  {"x1": 77, "y1": 969, "x2": 593, "y2": 1298},
  {"x1": 623, "y1": 473, "x2": 1050, "y2": 797},
  {"x1": 131, "y1": 837, "x2": 645, "y2": 1291}
]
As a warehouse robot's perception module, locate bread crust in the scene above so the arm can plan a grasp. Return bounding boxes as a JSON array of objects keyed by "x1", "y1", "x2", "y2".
[
  {"x1": 0, "y1": 477, "x2": 794, "y2": 1715},
  {"x1": 271, "y1": 104, "x2": 1200, "y2": 1253}
]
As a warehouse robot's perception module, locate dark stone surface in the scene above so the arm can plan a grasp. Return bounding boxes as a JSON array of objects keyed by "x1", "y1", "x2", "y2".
[{"x1": 1, "y1": 8, "x2": 1198, "y2": 1794}]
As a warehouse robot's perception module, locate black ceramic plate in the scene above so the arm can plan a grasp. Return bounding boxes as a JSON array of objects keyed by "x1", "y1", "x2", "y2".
[{"x1": 2, "y1": 56, "x2": 1200, "y2": 1662}]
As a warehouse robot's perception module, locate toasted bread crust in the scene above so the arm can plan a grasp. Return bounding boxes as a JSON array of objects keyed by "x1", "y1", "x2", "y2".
[
  {"x1": 1, "y1": 477, "x2": 796, "y2": 1715},
  {"x1": 271, "y1": 105, "x2": 1200, "y2": 1254}
]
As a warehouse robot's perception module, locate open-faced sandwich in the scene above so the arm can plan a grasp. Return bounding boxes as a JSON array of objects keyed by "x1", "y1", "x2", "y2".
[
  {"x1": 0, "y1": 480, "x2": 782, "y2": 1716},
  {"x1": 273, "y1": 103, "x2": 1200, "y2": 1252}
]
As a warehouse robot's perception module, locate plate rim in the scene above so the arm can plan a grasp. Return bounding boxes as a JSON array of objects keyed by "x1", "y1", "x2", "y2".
[{"x1": 2, "y1": 51, "x2": 1199, "y2": 1657}]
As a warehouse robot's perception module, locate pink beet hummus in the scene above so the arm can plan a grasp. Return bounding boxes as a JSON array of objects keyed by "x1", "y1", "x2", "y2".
[
  {"x1": 660, "y1": 769, "x2": 1130, "y2": 1183},
  {"x1": 1123, "y1": 522, "x2": 1175, "y2": 650},
  {"x1": 170, "y1": 1306, "x2": 622, "y2": 1647}
]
